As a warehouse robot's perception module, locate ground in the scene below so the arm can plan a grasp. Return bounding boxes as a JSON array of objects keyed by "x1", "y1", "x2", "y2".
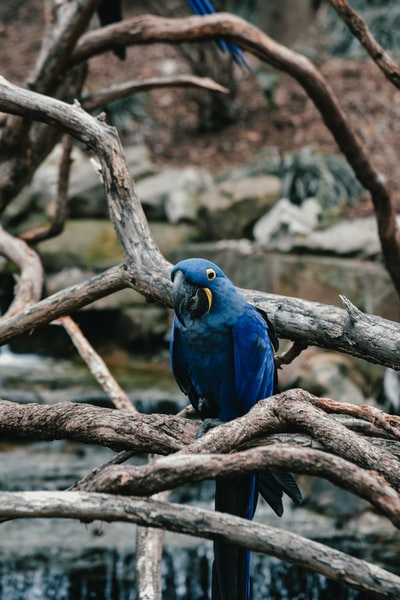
[{"x1": 1, "y1": 0, "x2": 400, "y2": 217}]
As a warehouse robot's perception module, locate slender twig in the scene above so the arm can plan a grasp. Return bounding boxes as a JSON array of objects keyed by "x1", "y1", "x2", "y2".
[
  {"x1": 329, "y1": 0, "x2": 400, "y2": 89},
  {"x1": 82, "y1": 74, "x2": 229, "y2": 112},
  {"x1": 20, "y1": 134, "x2": 73, "y2": 244},
  {"x1": 54, "y1": 315, "x2": 133, "y2": 411}
]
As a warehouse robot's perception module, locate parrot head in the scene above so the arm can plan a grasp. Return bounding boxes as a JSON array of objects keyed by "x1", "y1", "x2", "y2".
[{"x1": 171, "y1": 258, "x2": 232, "y2": 326}]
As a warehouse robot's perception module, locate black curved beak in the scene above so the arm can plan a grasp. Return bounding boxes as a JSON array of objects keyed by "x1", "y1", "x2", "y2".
[{"x1": 172, "y1": 270, "x2": 212, "y2": 326}]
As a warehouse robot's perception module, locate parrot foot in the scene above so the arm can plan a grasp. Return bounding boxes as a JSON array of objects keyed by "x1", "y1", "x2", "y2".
[{"x1": 196, "y1": 418, "x2": 223, "y2": 439}]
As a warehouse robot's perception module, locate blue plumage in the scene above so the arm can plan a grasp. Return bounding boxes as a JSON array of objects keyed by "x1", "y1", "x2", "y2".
[
  {"x1": 170, "y1": 258, "x2": 301, "y2": 600},
  {"x1": 186, "y1": 0, "x2": 251, "y2": 71}
]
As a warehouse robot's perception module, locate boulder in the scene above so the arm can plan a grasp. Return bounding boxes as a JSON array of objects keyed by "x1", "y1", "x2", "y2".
[
  {"x1": 301, "y1": 217, "x2": 381, "y2": 257},
  {"x1": 136, "y1": 166, "x2": 213, "y2": 222},
  {"x1": 198, "y1": 175, "x2": 281, "y2": 239},
  {"x1": 37, "y1": 219, "x2": 123, "y2": 271},
  {"x1": 165, "y1": 167, "x2": 214, "y2": 224},
  {"x1": 254, "y1": 200, "x2": 384, "y2": 259},
  {"x1": 253, "y1": 197, "x2": 321, "y2": 250},
  {"x1": 68, "y1": 144, "x2": 156, "y2": 218},
  {"x1": 4, "y1": 143, "x2": 156, "y2": 227}
]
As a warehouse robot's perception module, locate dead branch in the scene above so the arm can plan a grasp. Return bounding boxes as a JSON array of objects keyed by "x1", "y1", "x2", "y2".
[
  {"x1": 74, "y1": 444, "x2": 400, "y2": 527},
  {"x1": 190, "y1": 389, "x2": 400, "y2": 487},
  {"x1": 55, "y1": 315, "x2": 133, "y2": 411},
  {"x1": 2, "y1": 389, "x2": 400, "y2": 491},
  {"x1": 0, "y1": 264, "x2": 128, "y2": 344},
  {"x1": 1, "y1": 490, "x2": 399, "y2": 598},
  {"x1": 71, "y1": 12, "x2": 400, "y2": 298},
  {"x1": 19, "y1": 134, "x2": 72, "y2": 244},
  {"x1": 1, "y1": 75, "x2": 400, "y2": 372},
  {"x1": 329, "y1": 0, "x2": 400, "y2": 89},
  {"x1": 0, "y1": 398, "x2": 197, "y2": 453},
  {"x1": 275, "y1": 341, "x2": 308, "y2": 369},
  {"x1": 311, "y1": 395, "x2": 400, "y2": 439},
  {"x1": 82, "y1": 74, "x2": 229, "y2": 112},
  {"x1": 0, "y1": 0, "x2": 97, "y2": 210},
  {"x1": 0, "y1": 225, "x2": 43, "y2": 319}
]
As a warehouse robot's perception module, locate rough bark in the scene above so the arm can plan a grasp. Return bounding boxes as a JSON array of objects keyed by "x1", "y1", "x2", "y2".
[
  {"x1": 70, "y1": 12, "x2": 400, "y2": 298},
  {"x1": 0, "y1": 398, "x2": 197, "y2": 453},
  {"x1": 75, "y1": 445, "x2": 400, "y2": 527},
  {"x1": 2, "y1": 389, "x2": 400, "y2": 512},
  {"x1": 1, "y1": 77, "x2": 400, "y2": 370},
  {"x1": 1, "y1": 491, "x2": 399, "y2": 599}
]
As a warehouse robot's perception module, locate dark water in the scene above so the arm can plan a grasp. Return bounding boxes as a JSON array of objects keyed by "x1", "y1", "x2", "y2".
[
  {"x1": 0, "y1": 350, "x2": 398, "y2": 600},
  {"x1": 0, "y1": 547, "x2": 367, "y2": 600}
]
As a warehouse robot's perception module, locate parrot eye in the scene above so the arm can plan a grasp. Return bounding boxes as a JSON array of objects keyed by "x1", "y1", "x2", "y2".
[{"x1": 206, "y1": 268, "x2": 216, "y2": 281}]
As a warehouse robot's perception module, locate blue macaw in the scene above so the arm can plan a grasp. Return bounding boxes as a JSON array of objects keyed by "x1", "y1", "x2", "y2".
[
  {"x1": 170, "y1": 258, "x2": 302, "y2": 600},
  {"x1": 186, "y1": 0, "x2": 250, "y2": 70}
]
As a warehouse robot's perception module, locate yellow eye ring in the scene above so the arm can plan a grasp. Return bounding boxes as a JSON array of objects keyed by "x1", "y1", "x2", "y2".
[{"x1": 206, "y1": 268, "x2": 216, "y2": 281}]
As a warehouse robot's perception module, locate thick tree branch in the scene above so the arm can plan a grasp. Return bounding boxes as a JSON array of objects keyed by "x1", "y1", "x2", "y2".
[
  {"x1": 1, "y1": 491, "x2": 399, "y2": 598},
  {"x1": 0, "y1": 76, "x2": 171, "y2": 299},
  {"x1": 71, "y1": 13, "x2": 400, "y2": 298},
  {"x1": 1, "y1": 77, "x2": 400, "y2": 374},
  {"x1": 2, "y1": 389, "x2": 400, "y2": 492},
  {"x1": 0, "y1": 398, "x2": 197, "y2": 453},
  {"x1": 0, "y1": 264, "x2": 129, "y2": 344},
  {"x1": 74, "y1": 445, "x2": 400, "y2": 527}
]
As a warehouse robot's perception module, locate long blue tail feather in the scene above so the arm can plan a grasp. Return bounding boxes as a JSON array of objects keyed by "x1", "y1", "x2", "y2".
[{"x1": 186, "y1": 0, "x2": 251, "y2": 71}]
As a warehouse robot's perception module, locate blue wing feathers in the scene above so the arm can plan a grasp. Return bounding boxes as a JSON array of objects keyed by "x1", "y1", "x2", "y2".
[
  {"x1": 169, "y1": 258, "x2": 301, "y2": 600},
  {"x1": 232, "y1": 305, "x2": 276, "y2": 413}
]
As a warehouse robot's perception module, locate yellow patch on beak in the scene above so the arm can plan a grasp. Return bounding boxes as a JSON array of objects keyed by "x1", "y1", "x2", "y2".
[{"x1": 202, "y1": 287, "x2": 213, "y2": 311}]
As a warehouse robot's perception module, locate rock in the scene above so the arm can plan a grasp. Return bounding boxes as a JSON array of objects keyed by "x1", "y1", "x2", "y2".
[
  {"x1": 68, "y1": 144, "x2": 156, "y2": 218},
  {"x1": 253, "y1": 197, "x2": 321, "y2": 250},
  {"x1": 136, "y1": 167, "x2": 213, "y2": 222},
  {"x1": 254, "y1": 200, "x2": 384, "y2": 258},
  {"x1": 115, "y1": 305, "x2": 170, "y2": 348},
  {"x1": 136, "y1": 168, "x2": 181, "y2": 220},
  {"x1": 281, "y1": 348, "x2": 367, "y2": 405},
  {"x1": 37, "y1": 219, "x2": 123, "y2": 271},
  {"x1": 4, "y1": 143, "x2": 156, "y2": 227},
  {"x1": 302, "y1": 217, "x2": 381, "y2": 257},
  {"x1": 165, "y1": 167, "x2": 214, "y2": 224},
  {"x1": 198, "y1": 175, "x2": 281, "y2": 239}
]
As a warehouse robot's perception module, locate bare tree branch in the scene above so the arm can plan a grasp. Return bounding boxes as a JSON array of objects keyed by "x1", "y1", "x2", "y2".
[
  {"x1": 74, "y1": 444, "x2": 400, "y2": 527},
  {"x1": 1, "y1": 63, "x2": 400, "y2": 371},
  {"x1": 2, "y1": 389, "x2": 400, "y2": 492},
  {"x1": 0, "y1": 225, "x2": 43, "y2": 319},
  {"x1": 329, "y1": 0, "x2": 400, "y2": 89},
  {"x1": 275, "y1": 341, "x2": 308, "y2": 369},
  {"x1": 55, "y1": 315, "x2": 133, "y2": 411},
  {"x1": 0, "y1": 398, "x2": 197, "y2": 453},
  {"x1": 0, "y1": 264, "x2": 129, "y2": 344},
  {"x1": 1, "y1": 491, "x2": 399, "y2": 598},
  {"x1": 82, "y1": 74, "x2": 229, "y2": 112},
  {"x1": 19, "y1": 134, "x2": 72, "y2": 244},
  {"x1": 70, "y1": 12, "x2": 400, "y2": 298}
]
